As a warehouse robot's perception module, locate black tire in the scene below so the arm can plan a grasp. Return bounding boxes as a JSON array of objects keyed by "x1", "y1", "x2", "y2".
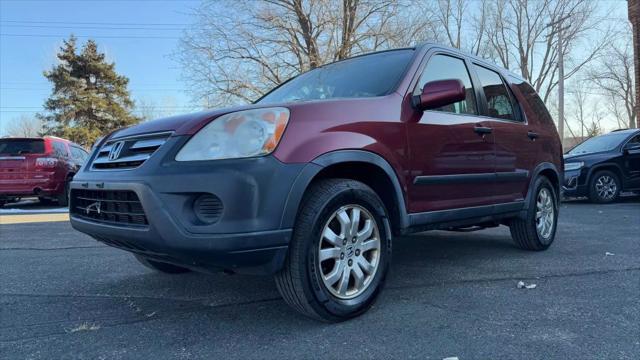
[
  {"x1": 275, "y1": 179, "x2": 392, "y2": 322},
  {"x1": 38, "y1": 197, "x2": 54, "y2": 205},
  {"x1": 509, "y1": 176, "x2": 558, "y2": 251},
  {"x1": 588, "y1": 170, "x2": 620, "y2": 203},
  {"x1": 56, "y1": 180, "x2": 70, "y2": 207},
  {"x1": 134, "y1": 255, "x2": 191, "y2": 274}
]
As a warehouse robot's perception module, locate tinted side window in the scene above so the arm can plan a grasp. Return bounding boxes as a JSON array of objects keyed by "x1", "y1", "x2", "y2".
[
  {"x1": 509, "y1": 76, "x2": 554, "y2": 127},
  {"x1": 627, "y1": 135, "x2": 640, "y2": 145},
  {"x1": 52, "y1": 141, "x2": 68, "y2": 157},
  {"x1": 71, "y1": 147, "x2": 88, "y2": 161},
  {"x1": 414, "y1": 54, "x2": 477, "y2": 115},
  {"x1": 473, "y1": 65, "x2": 515, "y2": 121}
]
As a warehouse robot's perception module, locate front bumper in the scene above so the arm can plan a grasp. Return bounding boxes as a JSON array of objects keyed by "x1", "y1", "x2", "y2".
[
  {"x1": 70, "y1": 135, "x2": 308, "y2": 274},
  {"x1": 562, "y1": 168, "x2": 588, "y2": 198}
]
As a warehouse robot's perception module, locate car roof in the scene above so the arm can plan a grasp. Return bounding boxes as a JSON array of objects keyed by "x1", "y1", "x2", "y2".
[
  {"x1": 418, "y1": 42, "x2": 527, "y2": 82},
  {"x1": 609, "y1": 128, "x2": 639, "y2": 135}
]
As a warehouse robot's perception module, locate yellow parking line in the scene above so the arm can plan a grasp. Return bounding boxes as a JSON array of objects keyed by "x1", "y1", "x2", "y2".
[{"x1": 0, "y1": 213, "x2": 69, "y2": 225}]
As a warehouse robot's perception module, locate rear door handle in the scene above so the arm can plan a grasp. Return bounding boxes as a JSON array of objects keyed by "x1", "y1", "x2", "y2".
[
  {"x1": 474, "y1": 126, "x2": 493, "y2": 135},
  {"x1": 527, "y1": 131, "x2": 539, "y2": 140}
]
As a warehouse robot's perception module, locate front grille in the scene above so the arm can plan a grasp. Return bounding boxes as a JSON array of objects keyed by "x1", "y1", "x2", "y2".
[
  {"x1": 70, "y1": 189, "x2": 148, "y2": 227},
  {"x1": 91, "y1": 132, "x2": 171, "y2": 170}
]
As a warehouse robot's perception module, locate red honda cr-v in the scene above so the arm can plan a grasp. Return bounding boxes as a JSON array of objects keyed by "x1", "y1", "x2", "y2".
[
  {"x1": 69, "y1": 43, "x2": 562, "y2": 321},
  {"x1": 0, "y1": 136, "x2": 88, "y2": 207}
]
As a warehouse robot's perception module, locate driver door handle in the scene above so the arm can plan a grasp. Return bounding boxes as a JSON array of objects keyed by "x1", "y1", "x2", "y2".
[
  {"x1": 527, "y1": 131, "x2": 539, "y2": 140},
  {"x1": 474, "y1": 126, "x2": 493, "y2": 135}
]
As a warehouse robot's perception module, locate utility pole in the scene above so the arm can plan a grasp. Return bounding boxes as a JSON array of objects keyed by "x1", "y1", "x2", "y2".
[
  {"x1": 548, "y1": 14, "x2": 571, "y2": 148},
  {"x1": 630, "y1": 0, "x2": 639, "y2": 128},
  {"x1": 558, "y1": 24, "x2": 565, "y2": 147},
  {"x1": 547, "y1": 15, "x2": 571, "y2": 149}
]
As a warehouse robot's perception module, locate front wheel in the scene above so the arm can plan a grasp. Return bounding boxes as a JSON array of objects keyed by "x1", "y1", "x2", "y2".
[
  {"x1": 275, "y1": 179, "x2": 392, "y2": 322},
  {"x1": 509, "y1": 176, "x2": 558, "y2": 251},
  {"x1": 589, "y1": 170, "x2": 620, "y2": 203}
]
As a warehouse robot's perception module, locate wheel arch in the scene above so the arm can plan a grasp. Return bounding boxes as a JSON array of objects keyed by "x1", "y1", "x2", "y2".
[
  {"x1": 524, "y1": 162, "x2": 561, "y2": 209},
  {"x1": 587, "y1": 163, "x2": 624, "y2": 189},
  {"x1": 279, "y1": 150, "x2": 409, "y2": 234}
]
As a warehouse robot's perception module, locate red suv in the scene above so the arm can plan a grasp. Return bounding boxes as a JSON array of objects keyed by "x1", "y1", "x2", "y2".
[
  {"x1": 69, "y1": 44, "x2": 562, "y2": 321},
  {"x1": 0, "y1": 136, "x2": 88, "y2": 207}
]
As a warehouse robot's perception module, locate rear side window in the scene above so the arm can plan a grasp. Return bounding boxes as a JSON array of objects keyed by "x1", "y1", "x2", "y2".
[
  {"x1": 473, "y1": 65, "x2": 516, "y2": 121},
  {"x1": 414, "y1": 54, "x2": 477, "y2": 115},
  {"x1": 627, "y1": 134, "x2": 640, "y2": 146},
  {"x1": 0, "y1": 139, "x2": 45, "y2": 155},
  {"x1": 509, "y1": 76, "x2": 554, "y2": 127},
  {"x1": 52, "y1": 141, "x2": 68, "y2": 157},
  {"x1": 71, "y1": 146, "x2": 89, "y2": 162}
]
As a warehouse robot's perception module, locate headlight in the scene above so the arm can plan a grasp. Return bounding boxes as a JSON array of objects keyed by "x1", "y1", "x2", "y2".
[
  {"x1": 175, "y1": 107, "x2": 289, "y2": 161},
  {"x1": 564, "y1": 161, "x2": 584, "y2": 171}
]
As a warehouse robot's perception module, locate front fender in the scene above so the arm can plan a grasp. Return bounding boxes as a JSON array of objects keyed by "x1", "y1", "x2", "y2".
[{"x1": 279, "y1": 150, "x2": 410, "y2": 230}]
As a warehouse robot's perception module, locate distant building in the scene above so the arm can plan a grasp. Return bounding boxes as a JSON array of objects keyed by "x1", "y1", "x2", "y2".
[{"x1": 630, "y1": 0, "x2": 639, "y2": 127}]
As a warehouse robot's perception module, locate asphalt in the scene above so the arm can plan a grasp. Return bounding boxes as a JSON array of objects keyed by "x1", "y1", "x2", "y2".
[{"x1": 0, "y1": 198, "x2": 639, "y2": 359}]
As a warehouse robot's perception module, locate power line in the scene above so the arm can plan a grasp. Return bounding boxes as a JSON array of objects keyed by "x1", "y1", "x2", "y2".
[
  {"x1": 0, "y1": 20, "x2": 190, "y2": 26},
  {"x1": 0, "y1": 24, "x2": 186, "y2": 31},
  {"x1": 1, "y1": 87, "x2": 188, "y2": 91},
  {"x1": 0, "y1": 33, "x2": 180, "y2": 39}
]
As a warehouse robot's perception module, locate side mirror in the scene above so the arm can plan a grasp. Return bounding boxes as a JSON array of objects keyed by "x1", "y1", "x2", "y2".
[
  {"x1": 624, "y1": 143, "x2": 640, "y2": 154},
  {"x1": 413, "y1": 79, "x2": 466, "y2": 111}
]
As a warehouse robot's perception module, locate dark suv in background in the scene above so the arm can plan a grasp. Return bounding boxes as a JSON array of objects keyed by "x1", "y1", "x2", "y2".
[
  {"x1": 70, "y1": 43, "x2": 562, "y2": 321},
  {"x1": 563, "y1": 129, "x2": 640, "y2": 203},
  {"x1": 0, "y1": 136, "x2": 88, "y2": 207}
]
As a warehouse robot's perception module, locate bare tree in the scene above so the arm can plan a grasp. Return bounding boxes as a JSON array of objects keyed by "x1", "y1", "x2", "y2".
[
  {"x1": 135, "y1": 97, "x2": 181, "y2": 121},
  {"x1": 588, "y1": 36, "x2": 637, "y2": 129},
  {"x1": 483, "y1": 0, "x2": 610, "y2": 103},
  {"x1": 177, "y1": 0, "x2": 414, "y2": 107},
  {"x1": 5, "y1": 115, "x2": 44, "y2": 138},
  {"x1": 177, "y1": 0, "x2": 620, "y2": 124},
  {"x1": 568, "y1": 87, "x2": 604, "y2": 139}
]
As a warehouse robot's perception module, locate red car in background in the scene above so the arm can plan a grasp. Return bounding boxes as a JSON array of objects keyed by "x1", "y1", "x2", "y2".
[{"x1": 0, "y1": 136, "x2": 89, "y2": 207}]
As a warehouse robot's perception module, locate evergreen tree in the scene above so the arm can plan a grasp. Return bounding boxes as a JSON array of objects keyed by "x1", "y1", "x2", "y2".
[{"x1": 39, "y1": 36, "x2": 140, "y2": 146}]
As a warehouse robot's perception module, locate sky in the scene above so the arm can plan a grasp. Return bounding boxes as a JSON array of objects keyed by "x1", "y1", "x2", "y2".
[
  {"x1": 0, "y1": 0, "x2": 200, "y2": 135},
  {"x1": 0, "y1": 0, "x2": 634, "y2": 137}
]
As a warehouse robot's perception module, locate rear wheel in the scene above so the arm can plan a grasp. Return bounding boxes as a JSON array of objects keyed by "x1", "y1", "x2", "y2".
[
  {"x1": 275, "y1": 179, "x2": 392, "y2": 322},
  {"x1": 56, "y1": 180, "x2": 70, "y2": 207},
  {"x1": 134, "y1": 255, "x2": 191, "y2": 274},
  {"x1": 39, "y1": 197, "x2": 54, "y2": 205},
  {"x1": 509, "y1": 176, "x2": 558, "y2": 251},
  {"x1": 589, "y1": 170, "x2": 620, "y2": 203}
]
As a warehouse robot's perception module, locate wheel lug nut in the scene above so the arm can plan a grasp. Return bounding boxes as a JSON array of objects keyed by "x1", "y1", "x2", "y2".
[
  {"x1": 352, "y1": 237, "x2": 357, "y2": 243},
  {"x1": 355, "y1": 249, "x2": 360, "y2": 256},
  {"x1": 348, "y1": 259, "x2": 353, "y2": 266},
  {"x1": 340, "y1": 253, "x2": 344, "y2": 259},
  {"x1": 343, "y1": 239, "x2": 347, "y2": 245}
]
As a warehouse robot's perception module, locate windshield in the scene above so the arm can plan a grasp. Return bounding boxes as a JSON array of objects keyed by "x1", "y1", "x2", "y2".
[
  {"x1": 258, "y1": 49, "x2": 414, "y2": 104},
  {"x1": 567, "y1": 133, "x2": 628, "y2": 155},
  {"x1": 0, "y1": 139, "x2": 45, "y2": 155}
]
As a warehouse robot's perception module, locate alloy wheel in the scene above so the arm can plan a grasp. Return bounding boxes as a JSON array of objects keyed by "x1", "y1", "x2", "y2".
[
  {"x1": 535, "y1": 188, "x2": 555, "y2": 240},
  {"x1": 595, "y1": 175, "x2": 617, "y2": 200},
  {"x1": 317, "y1": 205, "x2": 381, "y2": 299}
]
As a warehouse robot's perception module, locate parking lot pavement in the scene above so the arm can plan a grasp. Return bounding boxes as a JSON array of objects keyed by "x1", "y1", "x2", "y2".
[{"x1": 1, "y1": 198, "x2": 638, "y2": 359}]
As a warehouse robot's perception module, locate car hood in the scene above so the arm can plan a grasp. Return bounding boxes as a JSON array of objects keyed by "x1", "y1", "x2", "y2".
[
  {"x1": 563, "y1": 151, "x2": 616, "y2": 163},
  {"x1": 109, "y1": 97, "x2": 398, "y2": 140},
  {"x1": 110, "y1": 105, "x2": 256, "y2": 139}
]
